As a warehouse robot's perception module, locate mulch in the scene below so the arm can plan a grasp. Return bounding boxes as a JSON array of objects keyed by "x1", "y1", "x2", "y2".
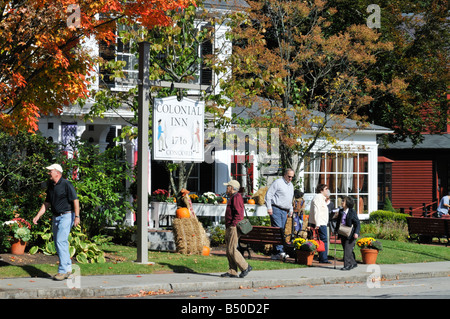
[{"x1": 0, "y1": 252, "x2": 60, "y2": 266}]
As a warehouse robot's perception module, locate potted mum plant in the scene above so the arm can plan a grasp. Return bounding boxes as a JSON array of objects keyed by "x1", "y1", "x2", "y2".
[
  {"x1": 356, "y1": 237, "x2": 383, "y2": 264},
  {"x1": 294, "y1": 238, "x2": 319, "y2": 266},
  {"x1": 4, "y1": 218, "x2": 32, "y2": 255},
  {"x1": 200, "y1": 192, "x2": 223, "y2": 205},
  {"x1": 151, "y1": 189, "x2": 170, "y2": 202}
]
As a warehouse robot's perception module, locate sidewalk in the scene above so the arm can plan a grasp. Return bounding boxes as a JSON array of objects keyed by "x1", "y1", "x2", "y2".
[{"x1": 1, "y1": 261, "x2": 449, "y2": 299}]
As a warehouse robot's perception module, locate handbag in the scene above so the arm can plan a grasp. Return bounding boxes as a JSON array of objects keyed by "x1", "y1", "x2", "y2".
[
  {"x1": 313, "y1": 229, "x2": 325, "y2": 252},
  {"x1": 237, "y1": 207, "x2": 253, "y2": 235},
  {"x1": 338, "y1": 224, "x2": 353, "y2": 238}
]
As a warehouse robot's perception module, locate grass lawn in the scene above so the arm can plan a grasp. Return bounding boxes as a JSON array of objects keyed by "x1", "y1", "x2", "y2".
[{"x1": 0, "y1": 239, "x2": 448, "y2": 278}]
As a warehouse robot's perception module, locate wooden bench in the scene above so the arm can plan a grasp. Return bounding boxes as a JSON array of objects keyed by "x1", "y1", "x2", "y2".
[
  {"x1": 238, "y1": 226, "x2": 295, "y2": 261},
  {"x1": 406, "y1": 217, "x2": 450, "y2": 246}
]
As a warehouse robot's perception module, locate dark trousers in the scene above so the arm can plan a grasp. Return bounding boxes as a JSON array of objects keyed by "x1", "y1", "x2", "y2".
[
  {"x1": 340, "y1": 237, "x2": 357, "y2": 267},
  {"x1": 317, "y1": 225, "x2": 329, "y2": 262}
]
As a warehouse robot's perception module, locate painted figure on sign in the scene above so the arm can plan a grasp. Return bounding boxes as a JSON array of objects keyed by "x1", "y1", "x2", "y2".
[{"x1": 158, "y1": 119, "x2": 165, "y2": 151}]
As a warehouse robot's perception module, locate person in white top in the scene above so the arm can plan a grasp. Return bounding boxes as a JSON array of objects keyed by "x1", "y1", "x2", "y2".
[{"x1": 309, "y1": 184, "x2": 331, "y2": 263}]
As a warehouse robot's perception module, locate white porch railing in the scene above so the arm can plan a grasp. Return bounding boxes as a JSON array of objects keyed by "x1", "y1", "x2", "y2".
[{"x1": 149, "y1": 202, "x2": 268, "y2": 229}]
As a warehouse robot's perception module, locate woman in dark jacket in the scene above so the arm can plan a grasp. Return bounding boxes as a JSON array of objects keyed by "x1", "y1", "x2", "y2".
[{"x1": 336, "y1": 196, "x2": 361, "y2": 270}]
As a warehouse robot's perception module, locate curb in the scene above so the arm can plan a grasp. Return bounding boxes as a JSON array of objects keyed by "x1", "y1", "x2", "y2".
[{"x1": 1, "y1": 267, "x2": 450, "y2": 299}]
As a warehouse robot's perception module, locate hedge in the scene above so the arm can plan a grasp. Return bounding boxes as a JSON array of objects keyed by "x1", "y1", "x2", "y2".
[{"x1": 369, "y1": 210, "x2": 408, "y2": 224}]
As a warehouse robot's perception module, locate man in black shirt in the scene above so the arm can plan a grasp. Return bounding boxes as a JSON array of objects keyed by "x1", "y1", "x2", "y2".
[{"x1": 33, "y1": 164, "x2": 80, "y2": 281}]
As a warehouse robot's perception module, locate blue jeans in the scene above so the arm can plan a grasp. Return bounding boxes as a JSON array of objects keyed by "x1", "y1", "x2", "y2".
[
  {"x1": 53, "y1": 213, "x2": 74, "y2": 274},
  {"x1": 317, "y1": 225, "x2": 329, "y2": 262},
  {"x1": 270, "y1": 206, "x2": 288, "y2": 254}
]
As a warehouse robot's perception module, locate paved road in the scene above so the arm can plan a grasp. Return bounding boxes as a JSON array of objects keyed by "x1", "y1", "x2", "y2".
[{"x1": 126, "y1": 276, "x2": 450, "y2": 299}]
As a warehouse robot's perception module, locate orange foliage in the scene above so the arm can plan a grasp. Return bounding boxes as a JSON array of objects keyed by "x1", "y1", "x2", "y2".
[{"x1": 0, "y1": 0, "x2": 195, "y2": 134}]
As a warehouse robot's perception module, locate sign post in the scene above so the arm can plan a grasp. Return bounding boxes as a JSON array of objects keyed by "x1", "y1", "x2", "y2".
[
  {"x1": 135, "y1": 42, "x2": 210, "y2": 264},
  {"x1": 136, "y1": 41, "x2": 150, "y2": 264}
]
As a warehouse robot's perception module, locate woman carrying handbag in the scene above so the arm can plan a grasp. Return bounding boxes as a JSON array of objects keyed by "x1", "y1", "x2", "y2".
[
  {"x1": 309, "y1": 184, "x2": 331, "y2": 264},
  {"x1": 336, "y1": 196, "x2": 361, "y2": 271}
]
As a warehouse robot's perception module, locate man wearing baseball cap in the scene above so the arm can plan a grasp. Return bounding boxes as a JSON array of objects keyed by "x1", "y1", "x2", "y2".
[
  {"x1": 33, "y1": 164, "x2": 80, "y2": 281},
  {"x1": 221, "y1": 179, "x2": 252, "y2": 278}
]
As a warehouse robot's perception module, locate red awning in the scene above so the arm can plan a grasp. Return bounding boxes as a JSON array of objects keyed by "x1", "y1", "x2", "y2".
[{"x1": 378, "y1": 156, "x2": 395, "y2": 163}]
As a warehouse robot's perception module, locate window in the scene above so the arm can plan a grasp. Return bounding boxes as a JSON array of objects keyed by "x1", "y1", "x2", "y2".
[
  {"x1": 200, "y1": 26, "x2": 213, "y2": 86},
  {"x1": 231, "y1": 155, "x2": 254, "y2": 194},
  {"x1": 304, "y1": 152, "x2": 369, "y2": 214},
  {"x1": 106, "y1": 23, "x2": 213, "y2": 89},
  {"x1": 116, "y1": 24, "x2": 138, "y2": 85},
  {"x1": 61, "y1": 122, "x2": 77, "y2": 156},
  {"x1": 378, "y1": 161, "x2": 392, "y2": 209}
]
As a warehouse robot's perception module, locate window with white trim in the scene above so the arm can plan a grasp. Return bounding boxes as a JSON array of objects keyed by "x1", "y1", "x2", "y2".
[
  {"x1": 116, "y1": 23, "x2": 138, "y2": 86},
  {"x1": 303, "y1": 152, "x2": 369, "y2": 214}
]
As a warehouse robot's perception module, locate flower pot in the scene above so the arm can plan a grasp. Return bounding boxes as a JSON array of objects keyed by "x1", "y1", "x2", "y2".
[
  {"x1": 11, "y1": 239, "x2": 27, "y2": 255},
  {"x1": 296, "y1": 250, "x2": 315, "y2": 266},
  {"x1": 360, "y1": 248, "x2": 378, "y2": 264}
]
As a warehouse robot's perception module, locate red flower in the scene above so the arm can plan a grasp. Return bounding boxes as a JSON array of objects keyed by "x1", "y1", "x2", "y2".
[{"x1": 12, "y1": 218, "x2": 31, "y2": 229}]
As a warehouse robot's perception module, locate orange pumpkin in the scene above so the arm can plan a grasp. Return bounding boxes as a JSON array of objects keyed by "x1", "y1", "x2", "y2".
[
  {"x1": 247, "y1": 198, "x2": 255, "y2": 205},
  {"x1": 222, "y1": 197, "x2": 227, "y2": 204},
  {"x1": 176, "y1": 207, "x2": 190, "y2": 219},
  {"x1": 202, "y1": 246, "x2": 210, "y2": 256}
]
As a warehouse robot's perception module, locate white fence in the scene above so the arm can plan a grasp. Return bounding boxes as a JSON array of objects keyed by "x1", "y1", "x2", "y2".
[{"x1": 149, "y1": 202, "x2": 269, "y2": 228}]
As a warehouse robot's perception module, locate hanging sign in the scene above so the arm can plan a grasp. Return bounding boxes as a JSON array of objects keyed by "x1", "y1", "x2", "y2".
[{"x1": 153, "y1": 96, "x2": 204, "y2": 162}]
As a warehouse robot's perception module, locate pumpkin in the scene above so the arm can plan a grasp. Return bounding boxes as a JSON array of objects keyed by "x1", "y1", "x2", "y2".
[
  {"x1": 247, "y1": 198, "x2": 255, "y2": 205},
  {"x1": 202, "y1": 246, "x2": 210, "y2": 256},
  {"x1": 176, "y1": 207, "x2": 190, "y2": 219},
  {"x1": 222, "y1": 197, "x2": 227, "y2": 204}
]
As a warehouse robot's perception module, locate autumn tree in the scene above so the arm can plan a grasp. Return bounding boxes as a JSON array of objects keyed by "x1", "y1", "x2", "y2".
[
  {"x1": 212, "y1": 0, "x2": 400, "y2": 184},
  {"x1": 0, "y1": 0, "x2": 194, "y2": 134}
]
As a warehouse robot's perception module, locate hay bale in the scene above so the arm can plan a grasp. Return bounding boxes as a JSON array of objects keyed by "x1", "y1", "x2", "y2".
[
  {"x1": 285, "y1": 217, "x2": 293, "y2": 242},
  {"x1": 252, "y1": 187, "x2": 268, "y2": 205},
  {"x1": 172, "y1": 217, "x2": 210, "y2": 255}
]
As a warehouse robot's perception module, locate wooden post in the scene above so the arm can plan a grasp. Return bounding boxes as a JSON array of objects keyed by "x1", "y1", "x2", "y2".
[{"x1": 136, "y1": 41, "x2": 151, "y2": 264}]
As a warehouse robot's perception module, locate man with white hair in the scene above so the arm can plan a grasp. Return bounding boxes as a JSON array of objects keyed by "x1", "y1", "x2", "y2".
[
  {"x1": 33, "y1": 164, "x2": 80, "y2": 281},
  {"x1": 221, "y1": 179, "x2": 252, "y2": 278},
  {"x1": 265, "y1": 168, "x2": 294, "y2": 260}
]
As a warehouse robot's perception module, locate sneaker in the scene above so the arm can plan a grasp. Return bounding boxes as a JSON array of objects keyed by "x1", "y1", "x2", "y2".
[
  {"x1": 53, "y1": 272, "x2": 71, "y2": 281},
  {"x1": 280, "y1": 252, "x2": 290, "y2": 260},
  {"x1": 271, "y1": 253, "x2": 289, "y2": 260},
  {"x1": 239, "y1": 265, "x2": 253, "y2": 278}
]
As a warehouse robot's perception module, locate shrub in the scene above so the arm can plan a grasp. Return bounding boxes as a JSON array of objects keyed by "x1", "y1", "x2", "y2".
[
  {"x1": 369, "y1": 210, "x2": 408, "y2": 224},
  {"x1": 248, "y1": 216, "x2": 271, "y2": 226},
  {"x1": 361, "y1": 220, "x2": 409, "y2": 242},
  {"x1": 0, "y1": 131, "x2": 55, "y2": 223},
  {"x1": 207, "y1": 224, "x2": 226, "y2": 246},
  {"x1": 108, "y1": 225, "x2": 137, "y2": 246},
  {"x1": 60, "y1": 138, "x2": 133, "y2": 237},
  {"x1": 383, "y1": 197, "x2": 396, "y2": 212}
]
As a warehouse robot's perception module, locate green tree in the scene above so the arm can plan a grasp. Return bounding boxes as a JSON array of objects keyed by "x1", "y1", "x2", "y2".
[
  {"x1": 324, "y1": 0, "x2": 449, "y2": 145},
  {"x1": 89, "y1": 2, "x2": 224, "y2": 194}
]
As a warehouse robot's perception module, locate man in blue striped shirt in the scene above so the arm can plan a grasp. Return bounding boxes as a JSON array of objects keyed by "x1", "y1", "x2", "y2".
[{"x1": 265, "y1": 168, "x2": 294, "y2": 260}]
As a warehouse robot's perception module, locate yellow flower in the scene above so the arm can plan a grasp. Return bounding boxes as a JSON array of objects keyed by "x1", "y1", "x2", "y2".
[
  {"x1": 309, "y1": 240, "x2": 319, "y2": 249},
  {"x1": 357, "y1": 237, "x2": 375, "y2": 248},
  {"x1": 293, "y1": 237, "x2": 306, "y2": 249}
]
